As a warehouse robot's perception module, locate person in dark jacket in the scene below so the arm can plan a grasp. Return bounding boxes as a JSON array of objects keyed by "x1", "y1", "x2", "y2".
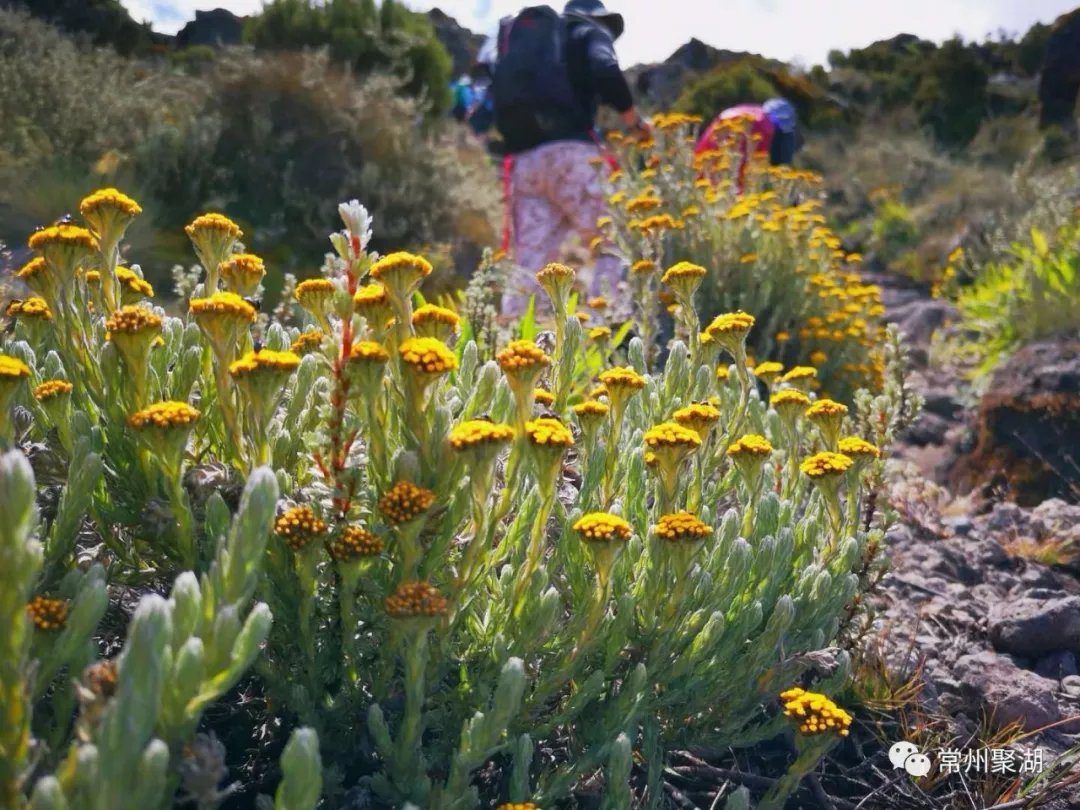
[
  {"x1": 1039, "y1": 8, "x2": 1080, "y2": 136},
  {"x1": 494, "y1": 0, "x2": 648, "y2": 317}
]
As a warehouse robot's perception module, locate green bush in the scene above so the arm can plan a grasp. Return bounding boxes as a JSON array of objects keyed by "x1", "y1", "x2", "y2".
[
  {"x1": 913, "y1": 38, "x2": 989, "y2": 148},
  {"x1": 674, "y1": 60, "x2": 779, "y2": 121},
  {"x1": 0, "y1": 0, "x2": 153, "y2": 54},
  {"x1": 245, "y1": 0, "x2": 452, "y2": 117}
]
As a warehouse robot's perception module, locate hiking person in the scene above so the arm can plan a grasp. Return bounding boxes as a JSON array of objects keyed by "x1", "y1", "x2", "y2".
[
  {"x1": 1038, "y1": 9, "x2": 1080, "y2": 137},
  {"x1": 695, "y1": 97, "x2": 802, "y2": 193},
  {"x1": 490, "y1": 0, "x2": 649, "y2": 317},
  {"x1": 449, "y1": 74, "x2": 475, "y2": 123}
]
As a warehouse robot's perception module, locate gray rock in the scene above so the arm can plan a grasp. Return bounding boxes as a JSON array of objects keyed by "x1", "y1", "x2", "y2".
[
  {"x1": 905, "y1": 412, "x2": 951, "y2": 446},
  {"x1": 923, "y1": 391, "x2": 965, "y2": 420},
  {"x1": 888, "y1": 300, "x2": 957, "y2": 346},
  {"x1": 1062, "y1": 675, "x2": 1080, "y2": 698},
  {"x1": 943, "y1": 515, "x2": 974, "y2": 536},
  {"x1": 954, "y1": 651, "x2": 1062, "y2": 730},
  {"x1": 989, "y1": 596, "x2": 1080, "y2": 657}
]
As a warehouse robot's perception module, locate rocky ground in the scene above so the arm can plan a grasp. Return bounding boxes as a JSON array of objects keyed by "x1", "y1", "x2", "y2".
[{"x1": 863, "y1": 270, "x2": 1080, "y2": 805}]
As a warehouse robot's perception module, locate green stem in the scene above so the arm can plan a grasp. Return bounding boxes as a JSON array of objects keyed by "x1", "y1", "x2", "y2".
[
  {"x1": 397, "y1": 629, "x2": 429, "y2": 793},
  {"x1": 510, "y1": 483, "x2": 557, "y2": 617},
  {"x1": 167, "y1": 471, "x2": 195, "y2": 570},
  {"x1": 759, "y1": 736, "x2": 838, "y2": 810}
]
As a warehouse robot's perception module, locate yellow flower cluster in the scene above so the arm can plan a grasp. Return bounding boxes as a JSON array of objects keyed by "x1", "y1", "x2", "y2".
[
  {"x1": 525, "y1": 417, "x2": 574, "y2": 448},
  {"x1": 753, "y1": 361, "x2": 784, "y2": 384},
  {"x1": 573, "y1": 512, "x2": 632, "y2": 543},
  {"x1": 573, "y1": 400, "x2": 610, "y2": 418},
  {"x1": 636, "y1": 214, "x2": 682, "y2": 235},
  {"x1": 533, "y1": 388, "x2": 555, "y2": 406},
  {"x1": 782, "y1": 366, "x2": 817, "y2": 384},
  {"x1": 588, "y1": 296, "x2": 608, "y2": 310},
  {"x1": 449, "y1": 419, "x2": 515, "y2": 449},
  {"x1": 184, "y1": 212, "x2": 242, "y2": 241},
  {"x1": 806, "y1": 399, "x2": 849, "y2": 419},
  {"x1": 328, "y1": 526, "x2": 384, "y2": 562},
  {"x1": 535, "y1": 262, "x2": 575, "y2": 284},
  {"x1": 673, "y1": 402, "x2": 721, "y2": 434},
  {"x1": 780, "y1": 688, "x2": 852, "y2": 737},
  {"x1": 838, "y1": 436, "x2": 881, "y2": 460},
  {"x1": 800, "y1": 452, "x2": 853, "y2": 478},
  {"x1": 643, "y1": 422, "x2": 702, "y2": 450},
  {"x1": 274, "y1": 505, "x2": 328, "y2": 552},
  {"x1": 26, "y1": 595, "x2": 68, "y2": 631},
  {"x1": 349, "y1": 341, "x2": 390, "y2": 363},
  {"x1": 116, "y1": 267, "x2": 154, "y2": 298},
  {"x1": 625, "y1": 194, "x2": 663, "y2": 215},
  {"x1": 6, "y1": 297, "x2": 52, "y2": 320},
  {"x1": 598, "y1": 366, "x2": 646, "y2": 391},
  {"x1": 353, "y1": 282, "x2": 389, "y2": 309},
  {"x1": 631, "y1": 259, "x2": 658, "y2": 275},
  {"x1": 83, "y1": 659, "x2": 119, "y2": 700},
  {"x1": 189, "y1": 292, "x2": 257, "y2": 322},
  {"x1": 220, "y1": 253, "x2": 266, "y2": 287},
  {"x1": 129, "y1": 401, "x2": 200, "y2": 430},
  {"x1": 79, "y1": 187, "x2": 142, "y2": 219},
  {"x1": 497, "y1": 340, "x2": 551, "y2": 372},
  {"x1": 588, "y1": 326, "x2": 612, "y2": 341},
  {"x1": 294, "y1": 278, "x2": 336, "y2": 303},
  {"x1": 661, "y1": 261, "x2": 707, "y2": 285},
  {"x1": 412, "y1": 304, "x2": 461, "y2": 330},
  {"x1": 378, "y1": 481, "x2": 435, "y2": 525},
  {"x1": 726, "y1": 434, "x2": 774, "y2": 457},
  {"x1": 369, "y1": 251, "x2": 433, "y2": 282},
  {"x1": 496, "y1": 804, "x2": 538, "y2": 810},
  {"x1": 655, "y1": 512, "x2": 711, "y2": 542},
  {"x1": 16, "y1": 257, "x2": 46, "y2": 281},
  {"x1": 770, "y1": 389, "x2": 811, "y2": 409},
  {"x1": 106, "y1": 306, "x2": 161, "y2": 336},
  {"x1": 399, "y1": 337, "x2": 458, "y2": 375},
  {"x1": 28, "y1": 223, "x2": 97, "y2": 253},
  {"x1": 705, "y1": 311, "x2": 755, "y2": 337},
  {"x1": 385, "y1": 581, "x2": 448, "y2": 618},
  {"x1": 33, "y1": 380, "x2": 73, "y2": 401},
  {"x1": 652, "y1": 112, "x2": 702, "y2": 129},
  {"x1": 229, "y1": 349, "x2": 302, "y2": 378},
  {"x1": 0, "y1": 355, "x2": 31, "y2": 380},
  {"x1": 291, "y1": 330, "x2": 323, "y2": 354}
]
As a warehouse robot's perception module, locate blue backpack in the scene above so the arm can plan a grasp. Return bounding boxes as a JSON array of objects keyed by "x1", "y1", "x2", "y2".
[{"x1": 492, "y1": 6, "x2": 586, "y2": 145}]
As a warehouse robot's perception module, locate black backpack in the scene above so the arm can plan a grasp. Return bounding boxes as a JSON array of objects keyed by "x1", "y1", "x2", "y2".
[{"x1": 492, "y1": 6, "x2": 588, "y2": 148}]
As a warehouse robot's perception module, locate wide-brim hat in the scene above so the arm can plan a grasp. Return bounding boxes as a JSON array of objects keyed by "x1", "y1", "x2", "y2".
[{"x1": 563, "y1": 0, "x2": 625, "y2": 39}]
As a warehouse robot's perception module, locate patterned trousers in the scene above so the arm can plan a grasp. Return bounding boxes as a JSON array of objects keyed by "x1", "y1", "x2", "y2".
[{"x1": 502, "y1": 140, "x2": 623, "y2": 317}]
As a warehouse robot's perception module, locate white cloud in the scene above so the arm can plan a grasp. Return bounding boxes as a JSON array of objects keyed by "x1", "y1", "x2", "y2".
[{"x1": 123, "y1": 0, "x2": 1075, "y2": 66}]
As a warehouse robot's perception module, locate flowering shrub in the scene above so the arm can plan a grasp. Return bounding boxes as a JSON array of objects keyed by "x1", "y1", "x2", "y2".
[
  {"x1": 594, "y1": 113, "x2": 886, "y2": 401},
  {"x1": 0, "y1": 188, "x2": 916, "y2": 807}
]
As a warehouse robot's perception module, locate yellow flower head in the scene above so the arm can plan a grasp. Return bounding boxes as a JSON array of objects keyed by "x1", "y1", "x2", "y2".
[
  {"x1": 189, "y1": 292, "x2": 257, "y2": 323},
  {"x1": 525, "y1": 417, "x2": 574, "y2": 449},
  {"x1": 353, "y1": 282, "x2": 389, "y2": 308},
  {"x1": 274, "y1": 505, "x2": 328, "y2": 552},
  {"x1": 291, "y1": 330, "x2": 323, "y2": 355},
  {"x1": 412, "y1": 303, "x2": 461, "y2": 340},
  {"x1": 219, "y1": 253, "x2": 266, "y2": 297},
  {"x1": 588, "y1": 296, "x2": 608, "y2": 310},
  {"x1": 369, "y1": 252, "x2": 433, "y2": 300},
  {"x1": 229, "y1": 349, "x2": 301, "y2": 379},
  {"x1": 780, "y1": 687, "x2": 852, "y2": 737},
  {"x1": 184, "y1": 212, "x2": 242, "y2": 243},
  {"x1": 399, "y1": 337, "x2": 458, "y2": 377},
  {"x1": 706, "y1": 311, "x2": 755, "y2": 338},
  {"x1": 838, "y1": 436, "x2": 881, "y2": 461},
  {"x1": 496, "y1": 804, "x2": 539, "y2": 810},
  {"x1": 655, "y1": 512, "x2": 711, "y2": 543},
  {"x1": 294, "y1": 278, "x2": 337, "y2": 315},
  {"x1": 661, "y1": 261, "x2": 706, "y2": 286},
  {"x1": 115, "y1": 266, "x2": 154, "y2": 302},
  {"x1": 771, "y1": 389, "x2": 811, "y2": 411},
  {"x1": 589, "y1": 383, "x2": 608, "y2": 399},
  {"x1": 807, "y1": 399, "x2": 848, "y2": 419},
  {"x1": 79, "y1": 187, "x2": 142, "y2": 223},
  {"x1": 716, "y1": 366, "x2": 730, "y2": 381},
  {"x1": 631, "y1": 259, "x2": 658, "y2": 275},
  {"x1": 589, "y1": 326, "x2": 612, "y2": 342},
  {"x1": 129, "y1": 401, "x2": 200, "y2": 431},
  {"x1": 494, "y1": 343, "x2": 548, "y2": 380},
  {"x1": 752, "y1": 361, "x2": 785, "y2": 385},
  {"x1": 105, "y1": 305, "x2": 162, "y2": 336},
  {"x1": 533, "y1": 388, "x2": 555, "y2": 407},
  {"x1": 328, "y1": 526, "x2": 384, "y2": 562},
  {"x1": 809, "y1": 350, "x2": 828, "y2": 366},
  {"x1": 673, "y1": 402, "x2": 721, "y2": 440},
  {"x1": 800, "y1": 451, "x2": 853, "y2": 478},
  {"x1": 6, "y1": 296, "x2": 53, "y2": 320},
  {"x1": 535, "y1": 261, "x2": 576, "y2": 287},
  {"x1": 385, "y1": 581, "x2": 448, "y2": 619},
  {"x1": 644, "y1": 422, "x2": 702, "y2": 451},
  {"x1": 0, "y1": 355, "x2": 31, "y2": 383},
  {"x1": 625, "y1": 194, "x2": 663, "y2": 215},
  {"x1": 349, "y1": 340, "x2": 390, "y2": 363},
  {"x1": 26, "y1": 595, "x2": 68, "y2": 631},
  {"x1": 573, "y1": 512, "x2": 632, "y2": 544},
  {"x1": 28, "y1": 224, "x2": 97, "y2": 274},
  {"x1": 726, "y1": 434, "x2": 774, "y2": 457},
  {"x1": 572, "y1": 400, "x2": 608, "y2": 422},
  {"x1": 598, "y1": 366, "x2": 646, "y2": 393},
  {"x1": 637, "y1": 214, "x2": 678, "y2": 235},
  {"x1": 16, "y1": 257, "x2": 47, "y2": 284},
  {"x1": 379, "y1": 480, "x2": 435, "y2": 525},
  {"x1": 781, "y1": 366, "x2": 817, "y2": 385},
  {"x1": 449, "y1": 419, "x2": 515, "y2": 450},
  {"x1": 33, "y1": 380, "x2": 73, "y2": 401}
]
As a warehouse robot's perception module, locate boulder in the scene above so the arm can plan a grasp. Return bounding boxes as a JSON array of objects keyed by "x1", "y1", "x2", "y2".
[
  {"x1": 950, "y1": 337, "x2": 1080, "y2": 505},
  {"x1": 886, "y1": 299, "x2": 956, "y2": 346},
  {"x1": 427, "y1": 8, "x2": 485, "y2": 78},
  {"x1": 953, "y1": 651, "x2": 1062, "y2": 730},
  {"x1": 988, "y1": 595, "x2": 1080, "y2": 658}
]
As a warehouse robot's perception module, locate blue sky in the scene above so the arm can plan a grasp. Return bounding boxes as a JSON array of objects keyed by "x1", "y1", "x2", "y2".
[{"x1": 120, "y1": 0, "x2": 1077, "y2": 67}]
